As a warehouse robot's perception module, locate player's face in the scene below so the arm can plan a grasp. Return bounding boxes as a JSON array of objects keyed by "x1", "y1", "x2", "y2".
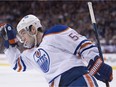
[{"x1": 18, "y1": 29, "x2": 35, "y2": 48}]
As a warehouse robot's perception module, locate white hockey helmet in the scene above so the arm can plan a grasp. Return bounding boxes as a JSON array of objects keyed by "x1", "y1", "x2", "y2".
[
  {"x1": 16, "y1": 14, "x2": 42, "y2": 48},
  {"x1": 17, "y1": 14, "x2": 42, "y2": 33}
]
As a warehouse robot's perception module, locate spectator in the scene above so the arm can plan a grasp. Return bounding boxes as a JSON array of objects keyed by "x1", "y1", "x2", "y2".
[{"x1": 0, "y1": 1, "x2": 116, "y2": 53}]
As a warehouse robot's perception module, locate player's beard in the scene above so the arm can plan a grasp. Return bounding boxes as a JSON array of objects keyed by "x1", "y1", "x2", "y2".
[{"x1": 23, "y1": 35, "x2": 35, "y2": 48}]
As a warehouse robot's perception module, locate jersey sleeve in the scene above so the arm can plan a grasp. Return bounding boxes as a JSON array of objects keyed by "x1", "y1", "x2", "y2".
[
  {"x1": 4, "y1": 46, "x2": 33, "y2": 72},
  {"x1": 65, "y1": 29, "x2": 100, "y2": 63},
  {"x1": 75, "y1": 39, "x2": 99, "y2": 63}
]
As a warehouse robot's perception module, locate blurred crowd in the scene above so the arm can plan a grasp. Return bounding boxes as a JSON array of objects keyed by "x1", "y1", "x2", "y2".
[{"x1": 0, "y1": 1, "x2": 116, "y2": 53}]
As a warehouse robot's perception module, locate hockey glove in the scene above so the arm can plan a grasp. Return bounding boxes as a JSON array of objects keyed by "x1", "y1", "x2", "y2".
[
  {"x1": 87, "y1": 56, "x2": 113, "y2": 83},
  {"x1": 0, "y1": 24, "x2": 18, "y2": 48}
]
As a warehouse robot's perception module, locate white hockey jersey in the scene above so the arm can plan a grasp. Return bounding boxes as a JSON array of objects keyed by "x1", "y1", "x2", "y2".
[{"x1": 4, "y1": 25, "x2": 99, "y2": 87}]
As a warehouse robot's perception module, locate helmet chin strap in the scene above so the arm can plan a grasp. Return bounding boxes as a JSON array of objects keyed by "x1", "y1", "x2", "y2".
[
  {"x1": 33, "y1": 34, "x2": 37, "y2": 47},
  {"x1": 33, "y1": 29, "x2": 38, "y2": 47}
]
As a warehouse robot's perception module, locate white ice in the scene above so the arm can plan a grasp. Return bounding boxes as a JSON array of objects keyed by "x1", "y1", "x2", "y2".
[
  {"x1": 0, "y1": 66, "x2": 49, "y2": 87},
  {"x1": 0, "y1": 66, "x2": 115, "y2": 87}
]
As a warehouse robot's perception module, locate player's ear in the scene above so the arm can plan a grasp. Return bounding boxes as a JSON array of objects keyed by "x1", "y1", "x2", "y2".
[{"x1": 29, "y1": 25, "x2": 36, "y2": 35}]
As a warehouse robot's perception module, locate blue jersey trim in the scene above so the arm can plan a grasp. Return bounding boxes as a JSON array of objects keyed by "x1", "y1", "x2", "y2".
[
  {"x1": 49, "y1": 75, "x2": 61, "y2": 83},
  {"x1": 13, "y1": 57, "x2": 27, "y2": 72},
  {"x1": 49, "y1": 66, "x2": 88, "y2": 84},
  {"x1": 13, "y1": 58, "x2": 19, "y2": 70},
  {"x1": 20, "y1": 57, "x2": 26, "y2": 72},
  {"x1": 80, "y1": 45, "x2": 97, "y2": 55},
  {"x1": 13, "y1": 62, "x2": 17, "y2": 70},
  {"x1": 74, "y1": 39, "x2": 89, "y2": 55},
  {"x1": 44, "y1": 24, "x2": 68, "y2": 35}
]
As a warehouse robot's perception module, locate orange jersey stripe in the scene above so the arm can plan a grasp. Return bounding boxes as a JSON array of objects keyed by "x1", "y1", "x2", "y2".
[
  {"x1": 17, "y1": 58, "x2": 22, "y2": 72},
  {"x1": 50, "y1": 81, "x2": 54, "y2": 87},
  {"x1": 80, "y1": 42, "x2": 92, "y2": 49},
  {"x1": 84, "y1": 74, "x2": 95, "y2": 87}
]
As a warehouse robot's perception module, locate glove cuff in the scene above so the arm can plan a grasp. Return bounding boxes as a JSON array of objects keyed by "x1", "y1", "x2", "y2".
[
  {"x1": 89, "y1": 56, "x2": 103, "y2": 76},
  {"x1": 9, "y1": 38, "x2": 18, "y2": 44}
]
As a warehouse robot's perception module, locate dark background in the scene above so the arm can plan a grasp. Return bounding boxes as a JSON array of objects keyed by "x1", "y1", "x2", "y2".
[{"x1": 0, "y1": 0, "x2": 116, "y2": 53}]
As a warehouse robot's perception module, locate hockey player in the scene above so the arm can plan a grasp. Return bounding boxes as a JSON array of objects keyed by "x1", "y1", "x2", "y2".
[{"x1": 1, "y1": 14, "x2": 113, "y2": 87}]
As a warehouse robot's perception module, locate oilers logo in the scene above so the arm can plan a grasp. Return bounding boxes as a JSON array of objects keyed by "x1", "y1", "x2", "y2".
[{"x1": 34, "y1": 48, "x2": 50, "y2": 73}]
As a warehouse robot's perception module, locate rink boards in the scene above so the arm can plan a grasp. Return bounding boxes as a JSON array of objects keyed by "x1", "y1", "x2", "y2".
[
  {"x1": 0, "y1": 54, "x2": 116, "y2": 69},
  {"x1": 103, "y1": 53, "x2": 116, "y2": 70}
]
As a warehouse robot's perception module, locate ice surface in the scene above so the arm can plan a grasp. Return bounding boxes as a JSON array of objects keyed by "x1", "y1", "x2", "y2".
[
  {"x1": 0, "y1": 66, "x2": 49, "y2": 87},
  {"x1": 0, "y1": 66, "x2": 115, "y2": 87}
]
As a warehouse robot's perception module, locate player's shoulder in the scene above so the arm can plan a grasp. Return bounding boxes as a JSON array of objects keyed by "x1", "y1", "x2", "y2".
[
  {"x1": 43, "y1": 24, "x2": 69, "y2": 36},
  {"x1": 22, "y1": 47, "x2": 36, "y2": 55}
]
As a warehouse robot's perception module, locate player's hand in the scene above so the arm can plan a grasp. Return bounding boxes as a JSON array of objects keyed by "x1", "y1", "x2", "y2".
[
  {"x1": 94, "y1": 63, "x2": 113, "y2": 82},
  {"x1": 0, "y1": 24, "x2": 18, "y2": 48},
  {"x1": 87, "y1": 56, "x2": 113, "y2": 83}
]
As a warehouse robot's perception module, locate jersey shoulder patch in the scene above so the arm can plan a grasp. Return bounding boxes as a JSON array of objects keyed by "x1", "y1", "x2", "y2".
[{"x1": 44, "y1": 24, "x2": 69, "y2": 35}]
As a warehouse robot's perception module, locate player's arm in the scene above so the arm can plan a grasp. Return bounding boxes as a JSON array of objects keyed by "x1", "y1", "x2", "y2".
[
  {"x1": 4, "y1": 46, "x2": 34, "y2": 72},
  {"x1": 0, "y1": 24, "x2": 33, "y2": 72},
  {"x1": 51, "y1": 27, "x2": 112, "y2": 83},
  {"x1": 76, "y1": 37, "x2": 113, "y2": 82}
]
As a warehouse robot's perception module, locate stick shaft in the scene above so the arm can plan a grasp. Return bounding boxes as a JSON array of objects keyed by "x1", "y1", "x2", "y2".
[
  {"x1": 88, "y1": 2, "x2": 96, "y2": 23},
  {"x1": 87, "y1": 2, "x2": 109, "y2": 87},
  {"x1": 88, "y1": 1, "x2": 104, "y2": 61},
  {"x1": 92, "y1": 23, "x2": 104, "y2": 61}
]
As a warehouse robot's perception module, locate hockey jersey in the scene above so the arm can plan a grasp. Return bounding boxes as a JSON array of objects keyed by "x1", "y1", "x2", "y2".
[{"x1": 4, "y1": 24, "x2": 99, "y2": 87}]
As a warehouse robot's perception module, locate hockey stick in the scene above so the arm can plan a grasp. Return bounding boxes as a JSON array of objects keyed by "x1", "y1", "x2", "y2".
[
  {"x1": 0, "y1": 24, "x2": 8, "y2": 40},
  {"x1": 87, "y1": 2, "x2": 109, "y2": 87}
]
